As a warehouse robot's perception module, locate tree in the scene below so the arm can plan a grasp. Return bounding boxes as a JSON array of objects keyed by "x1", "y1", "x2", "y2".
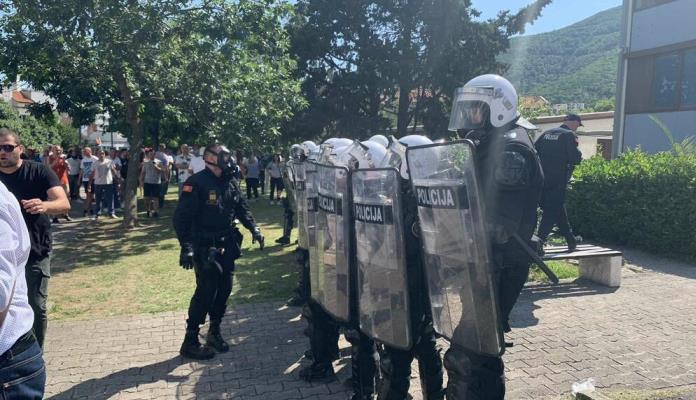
[
  {"x1": 591, "y1": 97, "x2": 615, "y2": 112},
  {"x1": 287, "y1": 0, "x2": 552, "y2": 139},
  {"x1": 0, "y1": 101, "x2": 76, "y2": 150},
  {"x1": 0, "y1": 0, "x2": 303, "y2": 227}
]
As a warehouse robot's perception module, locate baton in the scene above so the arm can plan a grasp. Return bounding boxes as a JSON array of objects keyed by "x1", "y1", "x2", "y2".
[{"x1": 510, "y1": 233, "x2": 559, "y2": 284}]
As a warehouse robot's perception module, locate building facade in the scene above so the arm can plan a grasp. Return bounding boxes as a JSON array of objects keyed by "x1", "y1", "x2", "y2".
[{"x1": 613, "y1": 0, "x2": 696, "y2": 156}]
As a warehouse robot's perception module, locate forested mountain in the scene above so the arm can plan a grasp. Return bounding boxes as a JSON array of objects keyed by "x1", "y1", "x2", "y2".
[{"x1": 500, "y1": 6, "x2": 622, "y2": 104}]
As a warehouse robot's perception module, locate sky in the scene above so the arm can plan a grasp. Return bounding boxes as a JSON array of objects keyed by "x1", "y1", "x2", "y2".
[{"x1": 472, "y1": 0, "x2": 623, "y2": 36}]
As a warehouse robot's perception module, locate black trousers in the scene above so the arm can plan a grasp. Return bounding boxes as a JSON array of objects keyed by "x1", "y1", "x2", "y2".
[
  {"x1": 443, "y1": 253, "x2": 530, "y2": 399},
  {"x1": 379, "y1": 324, "x2": 444, "y2": 400},
  {"x1": 282, "y1": 198, "x2": 294, "y2": 237},
  {"x1": 246, "y1": 178, "x2": 259, "y2": 198},
  {"x1": 270, "y1": 177, "x2": 283, "y2": 200},
  {"x1": 25, "y1": 257, "x2": 50, "y2": 348},
  {"x1": 538, "y1": 184, "x2": 573, "y2": 241},
  {"x1": 444, "y1": 345, "x2": 505, "y2": 400},
  {"x1": 303, "y1": 301, "x2": 340, "y2": 365},
  {"x1": 187, "y1": 247, "x2": 235, "y2": 326}
]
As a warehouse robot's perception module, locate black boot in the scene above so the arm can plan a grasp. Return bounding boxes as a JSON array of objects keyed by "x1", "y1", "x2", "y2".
[
  {"x1": 275, "y1": 236, "x2": 291, "y2": 245},
  {"x1": 286, "y1": 295, "x2": 304, "y2": 307},
  {"x1": 206, "y1": 320, "x2": 230, "y2": 353},
  {"x1": 299, "y1": 361, "x2": 336, "y2": 383},
  {"x1": 180, "y1": 328, "x2": 215, "y2": 360}
]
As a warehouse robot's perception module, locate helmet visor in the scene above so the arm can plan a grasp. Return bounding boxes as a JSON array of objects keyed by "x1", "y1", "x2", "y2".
[{"x1": 448, "y1": 100, "x2": 490, "y2": 131}]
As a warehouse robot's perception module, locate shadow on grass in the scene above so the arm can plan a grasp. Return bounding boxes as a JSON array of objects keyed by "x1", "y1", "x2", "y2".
[{"x1": 52, "y1": 191, "x2": 287, "y2": 276}]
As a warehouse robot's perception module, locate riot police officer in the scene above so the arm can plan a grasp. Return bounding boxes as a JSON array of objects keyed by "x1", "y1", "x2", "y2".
[
  {"x1": 276, "y1": 146, "x2": 300, "y2": 247},
  {"x1": 535, "y1": 114, "x2": 583, "y2": 251},
  {"x1": 445, "y1": 74, "x2": 544, "y2": 398},
  {"x1": 360, "y1": 136, "x2": 445, "y2": 400},
  {"x1": 173, "y1": 144, "x2": 264, "y2": 360},
  {"x1": 300, "y1": 140, "x2": 379, "y2": 400}
]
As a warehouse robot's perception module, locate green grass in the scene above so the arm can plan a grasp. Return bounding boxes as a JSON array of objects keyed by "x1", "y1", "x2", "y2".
[
  {"x1": 49, "y1": 184, "x2": 579, "y2": 320},
  {"x1": 528, "y1": 260, "x2": 579, "y2": 283},
  {"x1": 49, "y1": 186, "x2": 297, "y2": 320}
]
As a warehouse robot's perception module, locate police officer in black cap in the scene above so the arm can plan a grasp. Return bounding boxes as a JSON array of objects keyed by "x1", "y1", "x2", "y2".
[
  {"x1": 535, "y1": 114, "x2": 583, "y2": 251},
  {"x1": 174, "y1": 144, "x2": 264, "y2": 360}
]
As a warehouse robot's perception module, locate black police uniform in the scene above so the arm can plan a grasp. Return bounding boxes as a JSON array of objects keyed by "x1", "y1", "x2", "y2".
[
  {"x1": 444, "y1": 126, "x2": 543, "y2": 400},
  {"x1": 378, "y1": 183, "x2": 445, "y2": 400},
  {"x1": 534, "y1": 125, "x2": 582, "y2": 248},
  {"x1": 277, "y1": 164, "x2": 295, "y2": 246},
  {"x1": 173, "y1": 166, "x2": 260, "y2": 358}
]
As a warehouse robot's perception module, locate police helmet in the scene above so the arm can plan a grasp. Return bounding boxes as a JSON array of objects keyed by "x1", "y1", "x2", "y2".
[
  {"x1": 448, "y1": 74, "x2": 519, "y2": 131},
  {"x1": 368, "y1": 134, "x2": 389, "y2": 148},
  {"x1": 359, "y1": 140, "x2": 388, "y2": 169}
]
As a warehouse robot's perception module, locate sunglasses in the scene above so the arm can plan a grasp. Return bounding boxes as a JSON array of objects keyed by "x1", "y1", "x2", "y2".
[{"x1": 0, "y1": 144, "x2": 18, "y2": 153}]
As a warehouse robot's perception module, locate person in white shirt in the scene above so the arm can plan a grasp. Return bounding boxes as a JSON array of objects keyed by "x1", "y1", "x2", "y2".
[
  {"x1": 174, "y1": 144, "x2": 194, "y2": 194},
  {"x1": 91, "y1": 149, "x2": 118, "y2": 219},
  {"x1": 79, "y1": 147, "x2": 99, "y2": 217},
  {"x1": 190, "y1": 147, "x2": 206, "y2": 174},
  {"x1": 154, "y1": 144, "x2": 172, "y2": 208},
  {"x1": 0, "y1": 180, "x2": 46, "y2": 398},
  {"x1": 140, "y1": 149, "x2": 164, "y2": 218},
  {"x1": 66, "y1": 148, "x2": 82, "y2": 200},
  {"x1": 266, "y1": 154, "x2": 284, "y2": 204}
]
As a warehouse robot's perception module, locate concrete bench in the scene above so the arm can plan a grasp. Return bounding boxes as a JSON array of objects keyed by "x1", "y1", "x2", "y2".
[{"x1": 542, "y1": 244, "x2": 623, "y2": 288}]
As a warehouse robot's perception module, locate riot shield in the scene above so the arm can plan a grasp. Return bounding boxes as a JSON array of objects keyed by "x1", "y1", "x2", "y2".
[
  {"x1": 352, "y1": 168, "x2": 411, "y2": 349},
  {"x1": 406, "y1": 140, "x2": 503, "y2": 356},
  {"x1": 292, "y1": 161, "x2": 309, "y2": 249},
  {"x1": 305, "y1": 163, "x2": 319, "y2": 297},
  {"x1": 311, "y1": 163, "x2": 352, "y2": 323}
]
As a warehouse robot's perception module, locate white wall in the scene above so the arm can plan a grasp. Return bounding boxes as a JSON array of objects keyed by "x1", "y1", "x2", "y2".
[
  {"x1": 623, "y1": 111, "x2": 696, "y2": 152},
  {"x1": 631, "y1": 0, "x2": 696, "y2": 52}
]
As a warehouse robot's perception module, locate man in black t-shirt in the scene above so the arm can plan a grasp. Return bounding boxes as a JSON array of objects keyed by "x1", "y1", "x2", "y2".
[{"x1": 0, "y1": 128, "x2": 70, "y2": 348}]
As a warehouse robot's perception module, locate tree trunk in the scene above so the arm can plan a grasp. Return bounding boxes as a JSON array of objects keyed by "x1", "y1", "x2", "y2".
[
  {"x1": 114, "y1": 70, "x2": 144, "y2": 228},
  {"x1": 396, "y1": 84, "x2": 411, "y2": 137}
]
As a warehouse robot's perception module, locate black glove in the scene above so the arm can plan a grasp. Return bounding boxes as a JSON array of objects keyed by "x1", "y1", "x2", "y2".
[
  {"x1": 252, "y1": 227, "x2": 265, "y2": 250},
  {"x1": 179, "y1": 244, "x2": 194, "y2": 270}
]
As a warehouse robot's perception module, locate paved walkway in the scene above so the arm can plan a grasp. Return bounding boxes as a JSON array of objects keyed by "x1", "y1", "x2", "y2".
[{"x1": 44, "y1": 249, "x2": 696, "y2": 399}]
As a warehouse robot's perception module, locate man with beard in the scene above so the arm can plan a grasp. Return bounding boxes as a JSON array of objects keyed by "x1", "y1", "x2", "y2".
[{"x1": 0, "y1": 128, "x2": 70, "y2": 347}]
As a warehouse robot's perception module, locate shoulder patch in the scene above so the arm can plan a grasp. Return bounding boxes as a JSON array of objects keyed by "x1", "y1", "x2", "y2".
[{"x1": 182, "y1": 184, "x2": 194, "y2": 193}]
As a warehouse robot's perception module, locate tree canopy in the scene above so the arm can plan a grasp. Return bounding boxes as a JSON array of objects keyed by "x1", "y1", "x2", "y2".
[
  {"x1": 0, "y1": 0, "x2": 304, "y2": 226},
  {"x1": 286, "y1": 0, "x2": 552, "y2": 140}
]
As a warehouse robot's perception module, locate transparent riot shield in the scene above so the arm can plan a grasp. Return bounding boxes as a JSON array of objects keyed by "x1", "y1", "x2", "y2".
[
  {"x1": 406, "y1": 140, "x2": 503, "y2": 356},
  {"x1": 306, "y1": 163, "x2": 319, "y2": 297},
  {"x1": 292, "y1": 161, "x2": 308, "y2": 249},
  {"x1": 352, "y1": 168, "x2": 411, "y2": 349},
  {"x1": 311, "y1": 163, "x2": 352, "y2": 323}
]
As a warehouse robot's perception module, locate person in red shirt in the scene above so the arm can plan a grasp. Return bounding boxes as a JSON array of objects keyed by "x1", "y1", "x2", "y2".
[{"x1": 49, "y1": 146, "x2": 71, "y2": 223}]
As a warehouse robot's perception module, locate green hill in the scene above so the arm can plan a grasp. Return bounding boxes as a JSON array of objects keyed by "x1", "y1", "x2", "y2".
[{"x1": 500, "y1": 6, "x2": 622, "y2": 105}]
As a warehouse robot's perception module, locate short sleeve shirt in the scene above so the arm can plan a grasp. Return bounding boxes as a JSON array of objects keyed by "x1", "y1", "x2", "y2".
[
  {"x1": 0, "y1": 161, "x2": 61, "y2": 263},
  {"x1": 175, "y1": 154, "x2": 193, "y2": 182},
  {"x1": 67, "y1": 157, "x2": 81, "y2": 176},
  {"x1": 80, "y1": 156, "x2": 98, "y2": 182},
  {"x1": 143, "y1": 159, "x2": 163, "y2": 184},
  {"x1": 93, "y1": 159, "x2": 114, "y2": 185}
]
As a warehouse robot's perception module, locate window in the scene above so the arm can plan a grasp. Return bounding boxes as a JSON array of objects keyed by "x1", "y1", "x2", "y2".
[
  {"x1": 681, "y1": 50, "x2": 696, "y2": 107},
  {"x1": 653, "y1": 53, "x2": 680, "y2": 109},
  {"x1": 635, "y1": 0, "x2": 675, "y2": 11},
  {"x1": 626, "y1": 46, "x2": 696, "y2": 114}
]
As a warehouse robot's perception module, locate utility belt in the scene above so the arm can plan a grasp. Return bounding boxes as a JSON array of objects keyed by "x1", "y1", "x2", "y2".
[
  {"x1": 0, "y1": 331, "x2": 36, "y2": 367},
  {"x1": 193, "y1": 228, "x2": 243, "y2": 259}
]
